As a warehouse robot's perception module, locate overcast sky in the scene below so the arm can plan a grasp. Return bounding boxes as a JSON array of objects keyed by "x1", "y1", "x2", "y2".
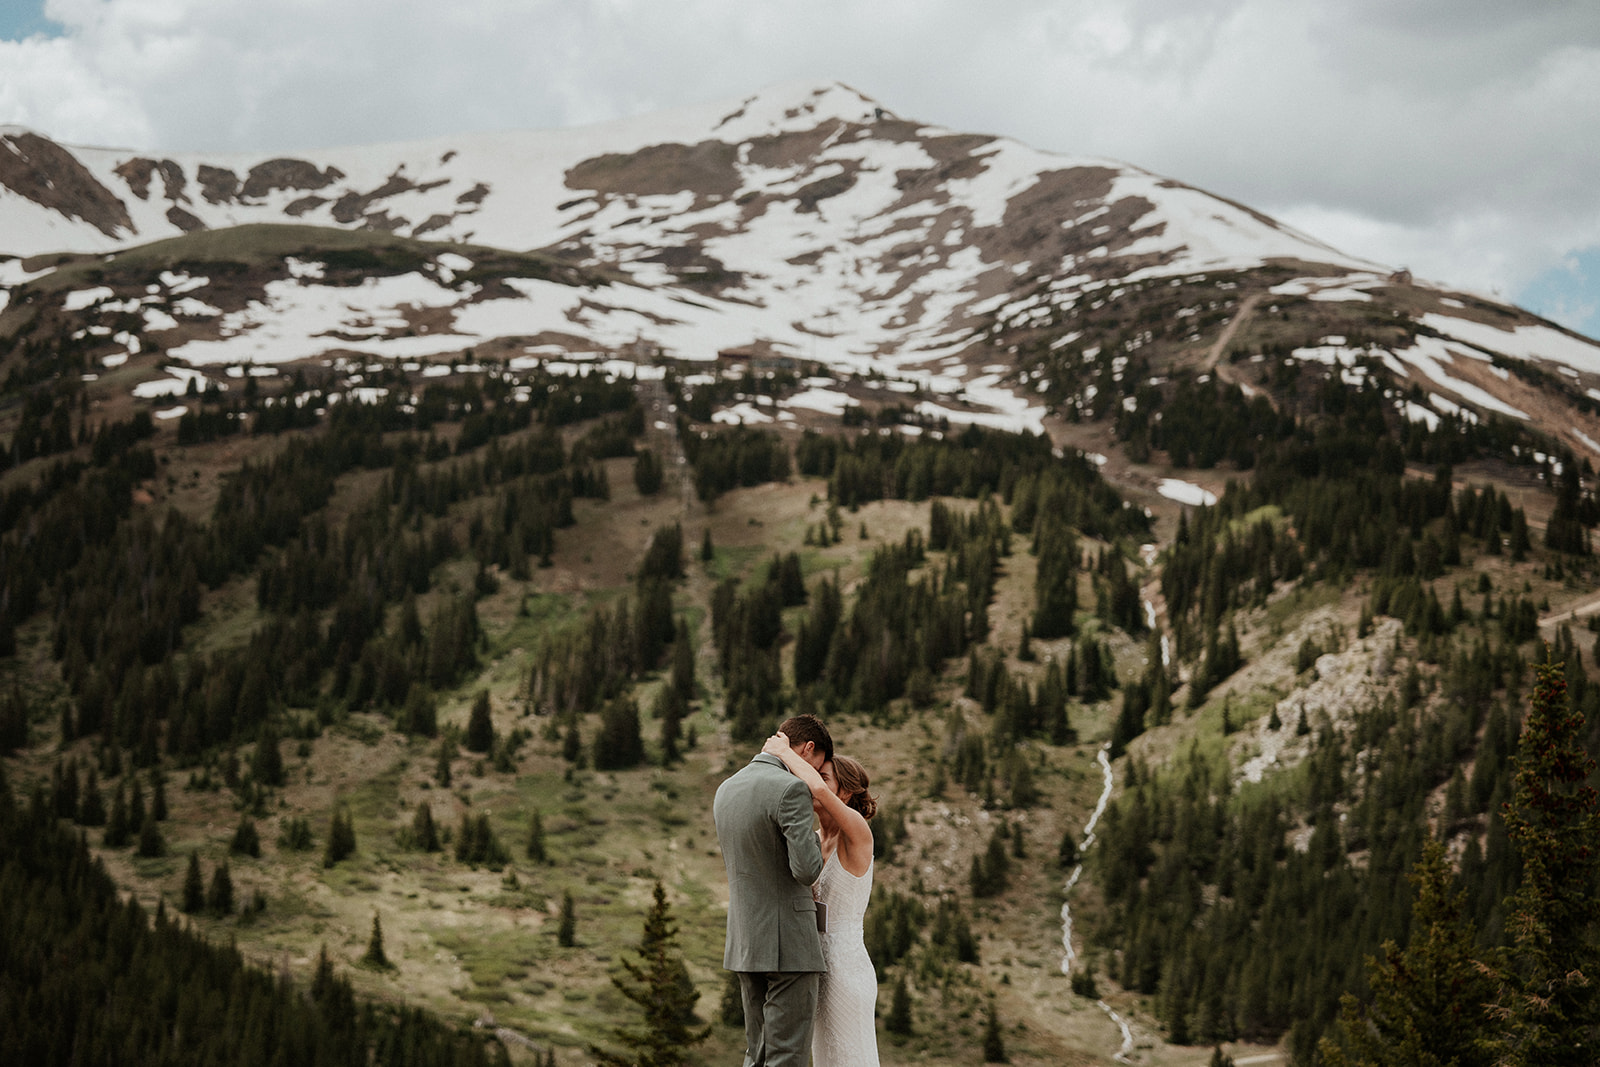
[{"x1": 3, "y1": 0, "x2": 1597, "y2": 338}]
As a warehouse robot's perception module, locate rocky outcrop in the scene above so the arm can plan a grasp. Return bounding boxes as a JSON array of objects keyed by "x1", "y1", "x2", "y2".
[
  {"x1": 240, "y1": 158, "x2": 345, "y2": 200},
  {"x1": 166, "y1": 206, "x2": 205, "y2": 232},
  {"x1": 0, "y1": 130, "x2": 133, "y2": 238},
  {"x1": 329, "y1": 171, "x2": 448, "y2": 227},
  {"x1": 566, "y1": 140, "x2": 741, "y2": 201},
  {"x1": 197, "y1": 165, "x2": 241, "y2": 205},
  {"x1": 113, "y1": 157, "x2": 157, "y2": 200}
]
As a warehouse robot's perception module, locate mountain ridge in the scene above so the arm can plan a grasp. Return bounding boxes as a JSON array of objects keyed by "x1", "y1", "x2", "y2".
[{"x1": 4, "y1": 80, "x2": 1600, "y2": 464}]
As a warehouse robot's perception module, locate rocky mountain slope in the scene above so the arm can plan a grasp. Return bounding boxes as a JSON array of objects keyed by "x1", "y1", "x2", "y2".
[{"x1": 6, "y1": 80, "x2": 1599, "y2": 459}]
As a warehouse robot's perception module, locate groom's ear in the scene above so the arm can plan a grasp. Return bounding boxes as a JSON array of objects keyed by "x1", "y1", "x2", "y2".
[{"x1": 794, "y1": 740, "x2": 816, "y2": 761}]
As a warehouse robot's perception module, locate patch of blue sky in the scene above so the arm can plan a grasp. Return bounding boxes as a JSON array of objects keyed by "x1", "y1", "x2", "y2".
[
  {"x1": 0, "y1": 1, "x2": 57, "y2": 43},
  {"x1": 1518, "y1": 247, "x2": 1600, "y2": 343}
]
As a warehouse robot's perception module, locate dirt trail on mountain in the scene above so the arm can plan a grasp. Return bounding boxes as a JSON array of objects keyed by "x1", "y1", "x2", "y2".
[
  {"x1": 1204, "y1": 292, "x2": 1264, "y2": 392},
  {"x1": 1540, "y1": 590, "x2": 1600, "y2": 633}
]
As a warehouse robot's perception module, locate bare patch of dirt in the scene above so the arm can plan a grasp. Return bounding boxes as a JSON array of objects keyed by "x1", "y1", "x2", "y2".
[
  {"x1": 566, "y1": 141, "x2": 741, "y2": 201},
  {"x1": 745, "y1": 120, "x2": 849, "y2": 170}
]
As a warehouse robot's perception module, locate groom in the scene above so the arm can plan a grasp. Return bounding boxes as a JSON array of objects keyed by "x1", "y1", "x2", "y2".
[{"x1": 714, "y1": 714, "x2": 834, "y2": 1067}]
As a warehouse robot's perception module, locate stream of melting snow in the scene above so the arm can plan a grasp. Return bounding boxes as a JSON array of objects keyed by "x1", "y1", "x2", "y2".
[{"x1": 1059, "y1": 745, "x2": 1134, "y2": 1062}]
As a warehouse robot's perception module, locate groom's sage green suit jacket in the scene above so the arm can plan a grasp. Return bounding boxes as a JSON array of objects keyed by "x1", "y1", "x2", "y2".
[{"x1": 715, "y1": 753, "x2": 827, "y2": 973}]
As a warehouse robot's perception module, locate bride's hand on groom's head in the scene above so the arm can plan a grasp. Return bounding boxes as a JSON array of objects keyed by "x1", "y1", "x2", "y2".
[{"x1": 762, "y1": 731, "x2": 791, "y2": 758}]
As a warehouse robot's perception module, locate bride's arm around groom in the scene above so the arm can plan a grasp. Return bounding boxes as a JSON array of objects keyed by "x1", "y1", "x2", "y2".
[{"x1": 713, "y1": 714, "x2": 835, "y2": 1067}]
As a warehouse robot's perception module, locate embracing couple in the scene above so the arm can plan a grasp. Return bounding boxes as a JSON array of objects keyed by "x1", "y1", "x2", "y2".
[{"x1": 713, "y1": 714, "x2": 880, "y2": 1067}]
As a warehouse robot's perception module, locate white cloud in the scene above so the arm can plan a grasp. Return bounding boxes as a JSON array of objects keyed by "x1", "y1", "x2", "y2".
[{"x1": 1, "y1": 0, "x2": 1597, "y2": 336}]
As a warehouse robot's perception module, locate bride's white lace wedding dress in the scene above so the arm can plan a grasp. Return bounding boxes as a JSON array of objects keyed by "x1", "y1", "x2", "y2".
[{"x1": 813, "y1": 853, "x2": 879, "y2": 1067}]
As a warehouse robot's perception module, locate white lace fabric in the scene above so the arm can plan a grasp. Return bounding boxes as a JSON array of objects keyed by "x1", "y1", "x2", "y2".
[{"x1": 813, "y1": 855, "x2": 879, "y2": 1067}]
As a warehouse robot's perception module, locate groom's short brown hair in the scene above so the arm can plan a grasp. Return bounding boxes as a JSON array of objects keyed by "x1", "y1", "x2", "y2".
[{"x1": 778, "y1": 714, "x2": 833, "y2": 762}]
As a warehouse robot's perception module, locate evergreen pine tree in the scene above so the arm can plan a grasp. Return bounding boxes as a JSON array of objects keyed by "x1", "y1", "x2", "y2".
[
  {"x1": 53, "y1": 757, "x2": 79, "y2": 819},
  {"x1": 103, "y1": 781, "x2": 131, "y2": 848},
  {"x1": 435, "y1": 738, "x2": 454, "y2": 786},
  {"x1": 655, "y1": 687, "x2": 684, "y2": 766},
  {"x1": 150, "y1": 768, "x2": 167, "y2": 821},
  {"x1": 590, "y1": 881, "x2": 710, "y2": 1067},
  {"x1": 1059, "y1": 831, "x2": 1079, "y2": 869},
  {"x1": 128, "y1": 777, "x2": 146, "y2": 832},
  {"x1": 231, "y1": 816, "x2": 261, "y2": 857},
  {"x1": 1319, "y1": 839, "x2": 1495, "y2": 1067},
  {"x1": 402, "y1": 683, "x2": 438, "y2": 737},
  {"x1": 526, "y1": 809, "x2": 547, "y2": 864},
  {"x1": 207, "y1": 859, "x2": 234, "y2": 916},
  {"x1": 1487, "y1": 656, "x2": 1600, "y2": 1065},
  {"x1": 310, "y1": 942, "x2": 337, "y2": 1003},
  {"x1": 466, "y1": 689, "x2": 495, "y2": 753},
  {"x1": 885, "y1": 973, "x2": 913, "y2": 1035},
  {"x1": 558, "y1": 889, "x2": 577, "y2": 947},
  {"x1": 278, "y1": 815, "x2": 314, "y2": 851},
  {"x1": 982, "y1": 996, "x2": 1009, "y2": 1063},
  {"x1": 633, "y1": 448, "x2": 663, "y2": 496},
  {"x1": 454, "y1": 812, "x2": 509, "y2": 868},
  {"x1": 970, "y1": 825, "x2": 1010, "y2": 897},
  {"x1": 593, "y1": 697, "x2": 644, "y2": 770},
  {"x1": 181, "y1": 850, "x2": 205, "y2": 914},
  {"x1": 136, "y1": 813, "x2": 166, "y2": 858},
  {"x1": 671, "y1": 619, "x2": 695, "y2": 700},
  {"x1": 362, "y1": 912, "x2": 392, "y2": 970},
  {"x1": 1509, "y1": 508, "x2": 1531, "y2": 561},
  {"x1": 323, "y1": 806, "x2": 356, "y2": 867},
  {"x1": 411, "y1": 802, "x2": 440, "y2": 852},
  {"x1": 252, "y1": 720, "x2": 285, "y2": 787},
  {"x1": 563, "y1": 720, "x2": 583, "y2": 764}
]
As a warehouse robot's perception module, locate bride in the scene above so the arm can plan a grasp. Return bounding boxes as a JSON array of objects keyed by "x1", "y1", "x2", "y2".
[{"x1": 764, "y1": 731, "x2": 880, "y2": 1067}]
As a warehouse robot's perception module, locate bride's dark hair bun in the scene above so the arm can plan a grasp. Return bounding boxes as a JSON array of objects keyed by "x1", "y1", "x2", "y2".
[{"x1": 832, "y1": 754, "x2": 877, "y2": 821}]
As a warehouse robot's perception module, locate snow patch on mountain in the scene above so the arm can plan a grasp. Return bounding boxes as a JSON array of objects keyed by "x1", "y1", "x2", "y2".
[
  {"x1": 1391, "y1": 334, "x2": 1528, "y2": 420},
  {"x1": 1420, "y1": 313, "x2": 1600, "y2": 377}
]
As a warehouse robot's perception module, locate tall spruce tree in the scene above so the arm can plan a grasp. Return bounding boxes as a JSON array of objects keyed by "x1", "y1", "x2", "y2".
[
  {"x1": 558, "y1": 889, "x2": 577, "y2": 947},
  {"x1": 590, "y1": 880, "x2": 709, "y2": 1067},
  {"x1": 252, "y1": 719, "x2": 285, "y2": 787},
  {"x1": 633, "y1": 448, "x2": 663, "y2": 496},
  {"x1": 982, "y1": 996, "x2": 1009, "y2": 1063},
  {"x1": 230, "y1": 815, "x2": 261, "y2": 857},
  {"x1": 885, "y1": 973, "x2": 913, "y2": 1035},
  {"x1": 136, "y1": 813, "x2": 166, "y2": 858},
  {"x1": 323, "y1": 806, "x2": 356, "y2": 867},
  {"x1": 670, "y1": 618, "x2": 695, "y2": 700},
  {"x1": 150, "y1": 767, "x2": 167, "y2": 821},
  {"x1": 411, "y1": 802, "x2": 440, "y2": 852},
  {"x1": 466, "y1": 689, "x2": 495, "y2": 753},
  {"x1": 593, "y1": 697, "x2": 644, "y2": 770},
  {"x1": 362, "y1": 912, "x2": 393, "y2": 970},
  {"x1": 181, "y1": 851, "x2": 205, "y2": 914},
  {"x1": 103, "y1": 781, "x2": 131, "y2": 848},
  {"x1": 526, "y1": 808, "x2": 547, "y2": 864},
  {"x1": 1488, "y1": 656, "x2": 1600, "y2": 1065},
  {"x1": 1320, "y1": 838, "x2": 1495, "y2": 1067},
  {"x1": 207, "y1": 859, "x2": 234, "y2": 917}
]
